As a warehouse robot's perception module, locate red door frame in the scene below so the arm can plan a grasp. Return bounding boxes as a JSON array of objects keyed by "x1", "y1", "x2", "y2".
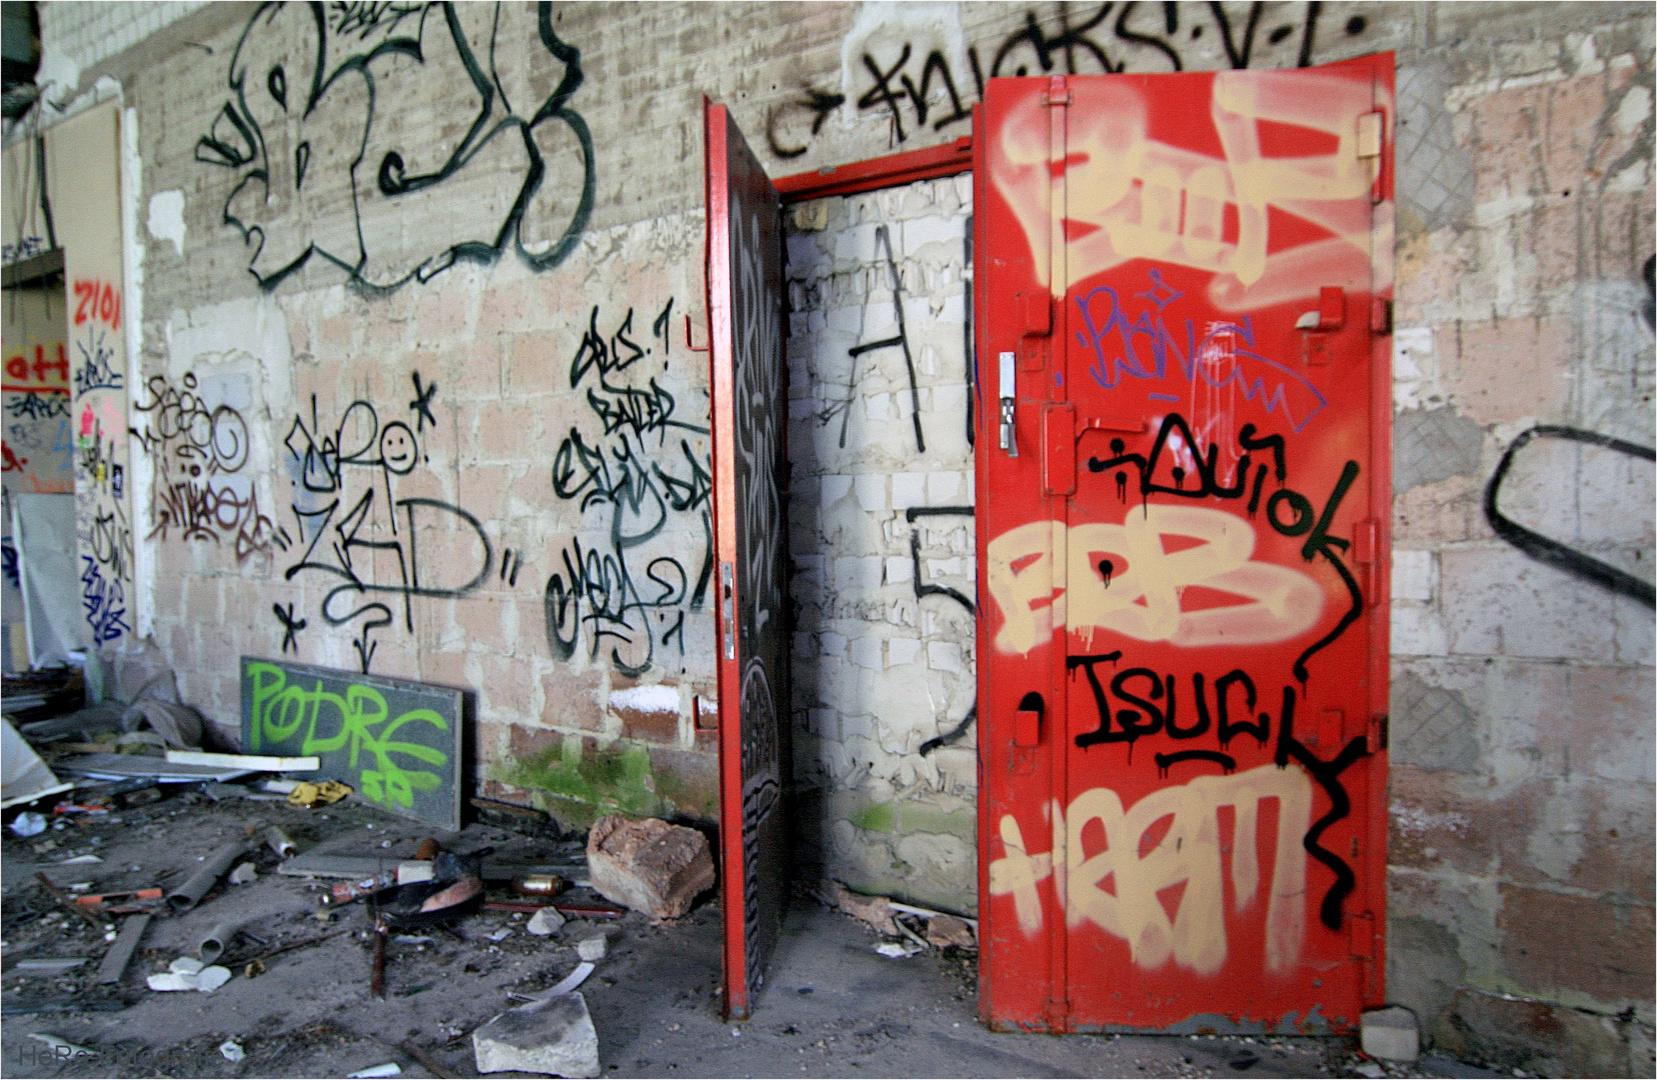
[
  {"x1": 705, "y1": 96, "x2": 745, "y2": 1020},
  {"x1": 707, "y1": 130, "x2": 975, "y2": 1019},
  {"x1": 775, "y1": 137, "x2": 973, "y2": 203}
]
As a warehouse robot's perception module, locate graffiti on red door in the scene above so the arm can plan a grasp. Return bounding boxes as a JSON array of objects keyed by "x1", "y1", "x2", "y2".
[{"x1": 978, "y1": 58, "x2": 1390, "y2": 1025}]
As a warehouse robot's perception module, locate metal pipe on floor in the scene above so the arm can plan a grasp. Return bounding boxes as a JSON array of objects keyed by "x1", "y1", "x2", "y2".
[
  {"x1": 198, "y1": 919, "x2": 240, "y2": 963},
  {"x1": 167, "y1": 843, "x2": 248, "y2": 912}
]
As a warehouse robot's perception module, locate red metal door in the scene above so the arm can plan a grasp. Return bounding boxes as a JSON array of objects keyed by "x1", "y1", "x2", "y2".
[
  {"x1": 705, "y1": 98, "x2": 790, "y2": 1020},
  {"x1": 974, "y1": 56, "x2": 1394, "y2": 1034}
]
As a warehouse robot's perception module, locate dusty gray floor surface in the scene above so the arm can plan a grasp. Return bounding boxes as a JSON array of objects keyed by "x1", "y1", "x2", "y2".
[{"x1": 2, "y1": 790, "x2": 1506, "y2": 1079}]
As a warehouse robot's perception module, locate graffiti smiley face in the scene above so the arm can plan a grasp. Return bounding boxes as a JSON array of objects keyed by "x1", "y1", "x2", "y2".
[{"x1": 378, "y1": 421, "x2": 418, "y2": 474}]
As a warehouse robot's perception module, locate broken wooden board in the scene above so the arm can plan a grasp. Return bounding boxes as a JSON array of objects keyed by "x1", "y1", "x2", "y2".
[
  {"x1": 52, "y1": 754, "x2": 254, "y2": 783},
  {"x1": 278, "y1": 852, "x2": 583, "y2": 882},
  {"x1": 165, "y1": 750, "x2": 321, "y2": 771}
]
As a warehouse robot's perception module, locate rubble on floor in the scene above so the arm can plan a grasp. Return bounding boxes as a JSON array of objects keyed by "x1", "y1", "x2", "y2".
[
  {"x1": 473, "y1": 991, "x2": 601, "y2": 1077},
  {"x1": 1, "y1": 701, "x2": 640, "y2": 1077},
  {"x1": 828, "y1": 880, "x2": 979, "y2": 960},
  {"x1": 3, "y1": 684, "x2": 1516, "y2": 1080},
  {"x1": 586, "y1": 814, "x2": 715, "y2": 920}
]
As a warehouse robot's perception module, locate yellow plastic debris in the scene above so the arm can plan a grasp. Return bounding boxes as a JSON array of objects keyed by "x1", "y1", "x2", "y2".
[{"x1": 286, "y1": 780, "x2": 353, "y2": 808}]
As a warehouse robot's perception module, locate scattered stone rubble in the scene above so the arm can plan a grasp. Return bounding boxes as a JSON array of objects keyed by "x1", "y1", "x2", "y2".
[
  {"x1": 3, "y1": 706, "x2": 703, "y2": 1079},
  {"x1": 473, "y1": 991, "x2": 602, "y2": 1077},
  {"x1": 586, "y1": 814, "x2": 716, "y2": 919}
]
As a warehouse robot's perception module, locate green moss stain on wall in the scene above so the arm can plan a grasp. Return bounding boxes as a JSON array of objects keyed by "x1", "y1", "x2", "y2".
[
  {"x1": 851, "y1": 799, "x2": 898, "y2": 834},
  {"x1": 848, "y1": 796, "x2": 973, "y2": 840},
  {"x1": 492, "y1": 736, "x2": 720, "y2": 828},
  {"x1": 495, "y1": 736, "x2": 660, "y2": 827},
  {"x1": 653, "y1": 762, "x2": 719, "y2": 822}
]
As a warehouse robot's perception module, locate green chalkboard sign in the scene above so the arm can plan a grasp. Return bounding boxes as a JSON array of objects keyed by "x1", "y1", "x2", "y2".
[{"x1": 240, "y1": 657, "x2": 465, "y2": 831}]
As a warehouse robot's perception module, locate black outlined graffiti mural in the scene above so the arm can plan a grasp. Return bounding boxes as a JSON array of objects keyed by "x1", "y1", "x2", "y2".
[
  {"x1": 4, "y1": 341, "x2": 74, "y2": 495},
  {"x1": 987, "y1": 411, "x2": 1374, "y2": 938},
  {"x1": 1484, "y1": 425, "x2": 1657, "y2": 607},
  {"x1": 281, "y1": 378, "x2": 491, "y2": 672},
  {"x1": 907, "y1": 504, "x2": 976, "y2": 613},
  {"x1": 132, "y1": 373, "x2": 287, "y2": 562},
  {"x1": 198, "y1": 1, "x2": 594, "y2": 293},
  {"x1": 767, "y1": 1, "x2": 1376, "y2": 159},
  {"x1": 543, "y1": 302, "x2": 715, "y2": 676}
]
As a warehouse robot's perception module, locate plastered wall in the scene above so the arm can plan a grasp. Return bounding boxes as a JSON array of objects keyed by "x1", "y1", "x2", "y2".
[
  {"x1": 1383, "y1": 6, "x2": 1654, "y2": 1073},
  {"x1": 17, "y1": 1, "x2": 1653, "y2": 1069},
  {"x1": 785, "y1": 177, "x2": 978, "y2": 913}
]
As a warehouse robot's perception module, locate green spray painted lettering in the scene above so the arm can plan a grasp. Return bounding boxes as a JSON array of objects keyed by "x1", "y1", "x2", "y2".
[{"x1": 246, "y1": 661, "x2": 448, "y2": 810}]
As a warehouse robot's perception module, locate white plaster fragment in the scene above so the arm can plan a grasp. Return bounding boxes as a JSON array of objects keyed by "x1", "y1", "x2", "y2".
[
  {"x1": 885, "y1": 557, "x2": 913, "y2": 585},
  {"x1": 1391, "y1": 606, "x2": 1449, "y2": 658},
  {"x1": 146, "y1": 189, "x2": 186, "y2": 255},
  {"x1": 1392, "y1": 327, "x2": 1444, "y2": 411},
  {"x1": 821, "y1": 474, "x2": 853, "y2": 508},
  {"x1": 608, "y1": 685, "x2": 679, "y2": 715},
  {"x1": 853, "y1": 475, "x2": 887, "y2": 511},
  {"x1": 1614, "y1": 85, "x2": 1652, "y2": 136},
  {"x1": 836, "y1": 556, "x2": 882, "y2": 590},
  {"x1": 1392, "y1": 550, "x2": 1437, "y2": 603},
  {"x1": 1390, "y1": 803, "x2": 1471, "y2": 836},
  {"x1": 927, "y1": 642, "x2": 963, "y2": 673},
  {"x1": 810, "y1": 709, "x2": 839, "y2": 739},
  {"x1": 903, "y1": 215, "x2": 958, "y2": 255},
  {"x1": 927, "y1": 556, "x2": 964, "y2": 579},
  {"x1": 842, "y1": 714, "x2": 874, "y2": 740},
  {"x1": 892, "y1": 472, "x2": 926, "y2": 509},
  {"x1": 888, "y1": 637, "x2": 922, "y2": 666},
  {"x1": 850, "y1": 637, "x2": 884, "y2": 670},
  {"x1": 927, "y1": 472, "x2": 966, "y2": 504}
]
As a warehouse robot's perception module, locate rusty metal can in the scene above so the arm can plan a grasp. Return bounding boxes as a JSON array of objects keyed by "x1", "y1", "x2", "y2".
[
  {"x1": 320, "y1": 870, "x2": 397, "y2": 907},
  {"x1": 512, "y1": 875, "x2": 565, "y2": 896}
]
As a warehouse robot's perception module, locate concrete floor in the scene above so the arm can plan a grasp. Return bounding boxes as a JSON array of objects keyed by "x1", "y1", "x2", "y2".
[{"x1": 2, "y1": 789, "x2": 1505, "y2": 1079}]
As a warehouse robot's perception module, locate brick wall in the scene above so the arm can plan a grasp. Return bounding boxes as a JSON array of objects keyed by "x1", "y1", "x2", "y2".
[
  {"x1": 1385, "y1": 5, "x2": 1654, "y2": 1073},
  {"x1": 36, "y1": 1, "x2": 1651, "y2": 1066},
  {"x1": 35, "y1": 1, "x2": 207, "y2": 92},
  {"x1": 786, "y1": 177, "x2": 977, "y2": 912}
]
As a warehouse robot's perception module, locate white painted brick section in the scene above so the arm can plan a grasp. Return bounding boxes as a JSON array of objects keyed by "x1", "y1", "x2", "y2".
[
  {"x1": 1392, "y1": 550, "x2": 1437, "y2": 602},
  {"x1": 786, "y1": 177, "x2": 977, "y2": 910}
]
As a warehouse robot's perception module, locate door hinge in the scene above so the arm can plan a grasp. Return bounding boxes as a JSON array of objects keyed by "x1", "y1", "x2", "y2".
[
  {"x1": 1042, "y1": 403, "x2": 1076, "y2": 497},
  {"x1": 1371, "y1": 297, "x2": 1393, "y2": 334},
  {"x1": 1368, "y1": 713, "x2": 1389, "y2": 753},
  {"x1": 1348, "y1": 910, "x2": 1376, "y2": 960},
  {"x1": 720, "y1": 562, "x2": 735, "y2": 660}
]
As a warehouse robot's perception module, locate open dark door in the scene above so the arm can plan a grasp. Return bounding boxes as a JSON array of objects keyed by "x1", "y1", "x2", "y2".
[
  {"x1": 705, "y1": 98, "x2": 790, "y2": 1020},
  {"x1": 975, "y1": 57, "x2": 1394, "y2": 1033}
]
